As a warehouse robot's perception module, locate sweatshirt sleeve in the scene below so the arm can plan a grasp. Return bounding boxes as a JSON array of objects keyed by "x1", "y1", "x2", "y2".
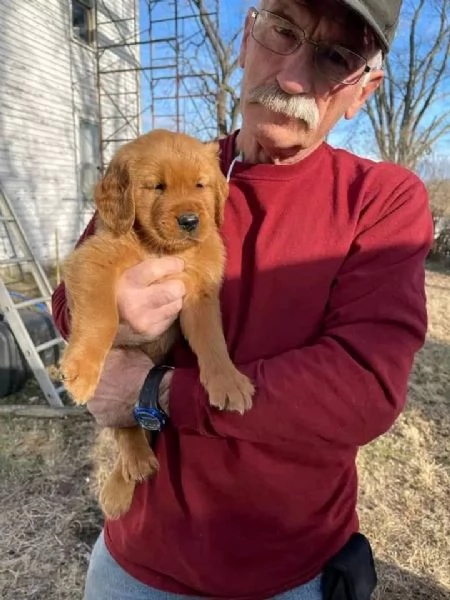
[
  {"x1": 169, "y1": 173, "x2": 433, "y2": 448},
  {"x1": 51, "y1": 214, "x2": 97, "y2": 339}
]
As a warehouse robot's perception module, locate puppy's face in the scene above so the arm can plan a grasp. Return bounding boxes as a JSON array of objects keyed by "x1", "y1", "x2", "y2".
[{"x1": 95, "y1": 130, "x2": 228, "y2": 251}]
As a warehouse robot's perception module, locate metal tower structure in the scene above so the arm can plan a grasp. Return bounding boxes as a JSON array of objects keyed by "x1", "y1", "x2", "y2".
[
  {"x1": 144, "y1": 0, "x2": 220, "y2": 136},
  {"x1": 95, "y1": 0, "x2": 220, "y2": 174},
  {"x1": 95, "y1": 0, "x2": 141, "y2": 172}
]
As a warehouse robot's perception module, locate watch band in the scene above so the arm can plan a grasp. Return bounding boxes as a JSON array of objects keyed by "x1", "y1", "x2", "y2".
[{"x1": 133, "y1": 364, "x2": 174, "y2": 432}]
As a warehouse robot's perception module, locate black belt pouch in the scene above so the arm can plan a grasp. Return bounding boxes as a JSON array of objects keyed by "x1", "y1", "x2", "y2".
[{"x1": 322, "y1": 533, "x2": 378, "y2": 600}]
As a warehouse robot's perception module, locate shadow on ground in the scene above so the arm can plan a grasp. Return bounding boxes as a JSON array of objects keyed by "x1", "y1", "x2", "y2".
[{"x1": 374, "y1": 560, "x2": 449, "y2": 600}]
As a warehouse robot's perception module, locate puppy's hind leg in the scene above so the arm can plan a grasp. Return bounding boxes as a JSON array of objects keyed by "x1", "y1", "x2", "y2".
[
  {"x1": 99, "y1": 427, "x2": 159, "y2": 519},
  {"x1": 115, "y1": 427, "x2": 159, "y2": 483},
  {"x1": 99, "y1": 456, "x2": 136, "y2": 520}
]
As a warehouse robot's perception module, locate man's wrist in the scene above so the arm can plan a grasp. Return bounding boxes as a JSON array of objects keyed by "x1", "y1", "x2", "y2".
[
  {"x1": 85, "y1": 347, "x2": 153, "y2": 428},
  {"x1": 133, "y1": 365, "x2": 173, "y2": 431}
]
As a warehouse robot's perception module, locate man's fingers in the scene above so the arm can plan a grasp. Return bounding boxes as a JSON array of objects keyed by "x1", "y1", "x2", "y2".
[
  {"x1": 144, "y1": 280, "x2": 186, "y2": 310},
  {"x1": 133, "y1": 257, "x2": 184, "y2": 286},
  {"x1": 116, "y1": 259, "x2": 185, "y2": 337},
  {"x1": 139, "y1": 314, "x2": 179, "y2": 339},
  {"x1": 135, "y1": 303, "x2": 181, "y2": 337},
  {"x1": 153, "y1": 298, "x2": 183, "y2": 321}
]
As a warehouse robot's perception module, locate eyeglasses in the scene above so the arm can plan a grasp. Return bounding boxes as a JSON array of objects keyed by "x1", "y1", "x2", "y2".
[{"x1": 250, "y1": 8, "x2": 371, "y2": 86}]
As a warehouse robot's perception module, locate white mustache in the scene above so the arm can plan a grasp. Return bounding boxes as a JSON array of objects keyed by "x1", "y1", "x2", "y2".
[{"x1": 247, "y1": 83, "x2": 320, "y2": 130}]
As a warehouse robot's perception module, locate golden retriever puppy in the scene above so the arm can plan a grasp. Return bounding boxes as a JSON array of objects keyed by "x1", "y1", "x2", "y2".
[{"x1": 60, "y1": 129, "x2": 254, "y2": 518}]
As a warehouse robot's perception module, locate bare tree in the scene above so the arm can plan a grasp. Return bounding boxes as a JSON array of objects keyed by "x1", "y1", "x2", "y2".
[
  {"x1": 364, "y1": 0, "x2": 450, "y2": 171},
  {"x1": 185, "y1": 0, "x2": 243, "y2": 137},
  {"x1": 138, "y1": 1, "x2": 245, "y2": 141},
  {"x1": 428, "y1": 179, "x2": 450, "y2": 220},
  {"x1": 421, "y1": 154, "x2": 450, "y2": 259},
  {"x1": 421, "y1": 154, "x2": 450, "y2": 220}
]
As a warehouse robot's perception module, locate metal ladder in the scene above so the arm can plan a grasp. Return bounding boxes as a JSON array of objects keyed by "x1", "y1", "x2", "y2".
[{"x1": 0, "y1": 183, "x2": 65, "y2": 407}]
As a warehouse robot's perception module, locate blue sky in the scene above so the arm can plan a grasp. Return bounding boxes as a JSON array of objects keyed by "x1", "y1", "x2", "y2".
[{"x1": 138, "y1": 0, "x2": 449, "y2": 164}]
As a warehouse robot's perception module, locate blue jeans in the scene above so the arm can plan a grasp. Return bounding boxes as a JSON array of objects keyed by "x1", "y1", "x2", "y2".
[{"x1": 84, "y1": 531, "x2": 323, "y2": 600}]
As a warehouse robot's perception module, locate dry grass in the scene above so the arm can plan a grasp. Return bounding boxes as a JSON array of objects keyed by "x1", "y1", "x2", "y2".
[
  {"x1": 0, "y1": 418, "x2": 101, "y2": 599},
  {"x1": 0, "y1": 266, "x2": 449, "y2": 599},
  {"x1": 358, "y1": 267, "x2": 450, "y2": 599}
]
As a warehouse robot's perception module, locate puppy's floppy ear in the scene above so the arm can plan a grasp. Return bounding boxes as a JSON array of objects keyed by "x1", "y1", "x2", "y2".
[
  {"x1": 95, "y1": 157, "x2": 135, "y2": 235},
  {"x1": 214, "y1": 172, "x2": 229, "y2": 228},
  {"x1": 204, "y1": 142, "x2": 229, "y2": 228}
]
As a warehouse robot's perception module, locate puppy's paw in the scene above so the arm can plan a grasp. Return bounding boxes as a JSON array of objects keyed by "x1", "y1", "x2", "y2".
[
  {"x1": 121, "y1": 448, "x2": 159, "y2": 483},
  {"x1": 204, "y1": 368, "x2": 255, "y2": 414},
  {"x1": 99, "y1": 473, "x2": 135, "y2": 520},
  {"x1": 60, "y1": 351, "x2": 104, "y2": 404}
]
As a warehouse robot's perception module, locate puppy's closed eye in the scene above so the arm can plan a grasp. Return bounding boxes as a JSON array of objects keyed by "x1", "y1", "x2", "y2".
[
  {"x1": 141, "y1": 182, "x2": 166, "y2": 192},
  {"x1": 196, "y1": 182, "x2": 205, "y2": 189}
]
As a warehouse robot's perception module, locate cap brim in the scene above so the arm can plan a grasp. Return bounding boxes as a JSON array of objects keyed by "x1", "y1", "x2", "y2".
[{"x1": 340, "y1": 0, "x2": 389, "y2": 53}]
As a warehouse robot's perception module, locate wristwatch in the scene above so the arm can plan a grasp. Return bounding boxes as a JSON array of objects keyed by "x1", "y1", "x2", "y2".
[{"x1": 133, "y1": 365, "x2": 174, "y2": 432}]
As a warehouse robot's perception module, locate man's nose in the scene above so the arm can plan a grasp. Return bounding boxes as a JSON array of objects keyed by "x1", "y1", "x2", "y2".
[{"x1": 276, "y1": 43, "x2": 314, "y2": 96}]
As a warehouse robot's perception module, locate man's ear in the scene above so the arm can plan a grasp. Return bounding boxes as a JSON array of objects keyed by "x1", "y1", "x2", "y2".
[
  {"x1": 95, "y1": 157, "x2": 135, "y2": 235},
  {"x1": 239, "y1": 9, "x2": 254, "y2": 68},
  {"x1": 345, "y1": 69, "x2": 384, "y2": 120}
]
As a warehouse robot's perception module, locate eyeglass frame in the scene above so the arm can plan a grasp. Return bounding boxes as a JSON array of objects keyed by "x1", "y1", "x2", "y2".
[{"x1": 249, "y1": 7, "x2": 372, "y2": 86}]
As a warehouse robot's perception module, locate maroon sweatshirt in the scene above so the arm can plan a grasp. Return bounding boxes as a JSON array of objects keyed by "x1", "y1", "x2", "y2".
[{"x1": 52, "y1": 134, "x2": 433, "y2": 599}]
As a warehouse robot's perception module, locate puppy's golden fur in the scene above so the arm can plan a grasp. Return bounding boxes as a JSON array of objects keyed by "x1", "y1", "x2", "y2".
[{"x1": 61, "y1": 130, "x2": 254, "y2": 518}]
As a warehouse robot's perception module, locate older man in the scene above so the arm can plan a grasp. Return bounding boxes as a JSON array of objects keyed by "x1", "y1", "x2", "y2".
[{"x1": 53, "y1": 1, "x2": 432, "y2": 599}]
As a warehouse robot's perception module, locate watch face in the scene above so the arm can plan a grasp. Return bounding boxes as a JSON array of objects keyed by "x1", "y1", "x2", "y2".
[{"x1": 133, "y1": 407, "x2": 167, "y2": 432}]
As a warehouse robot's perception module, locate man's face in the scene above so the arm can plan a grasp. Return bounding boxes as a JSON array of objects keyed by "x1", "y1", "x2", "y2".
[{"x1": 238, "y1": 0, "x2": 383, "y2": 155}]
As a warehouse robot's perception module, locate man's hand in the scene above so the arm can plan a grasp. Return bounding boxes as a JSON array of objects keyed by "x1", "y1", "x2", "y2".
[
  {"x1": 87, "y1": 257, "x2": 182, "y2": 427},
  {"x1": 116, "y1": 257, "x2": 185, "y2": 340},
  {"x1": 86, "y1": 348, "x2": 153, "y2": 427}
]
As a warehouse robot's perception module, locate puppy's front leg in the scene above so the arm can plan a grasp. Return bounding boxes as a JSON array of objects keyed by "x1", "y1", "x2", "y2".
[
  {"x1": 180, "y1": 292, "x2": 254, "y2": 414},
  {"x1": 60, "y1": 242, "x2": 134, "y2": 404}
]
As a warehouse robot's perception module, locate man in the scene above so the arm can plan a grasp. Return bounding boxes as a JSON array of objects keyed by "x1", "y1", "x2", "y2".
[{"x1": 52, "y1": 1, "x2": 433, "y2": 598}]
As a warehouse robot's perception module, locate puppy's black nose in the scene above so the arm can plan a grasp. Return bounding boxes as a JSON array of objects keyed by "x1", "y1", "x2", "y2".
[{"x1": 177, "y1": 213, "x2": 199, "y2": 232}]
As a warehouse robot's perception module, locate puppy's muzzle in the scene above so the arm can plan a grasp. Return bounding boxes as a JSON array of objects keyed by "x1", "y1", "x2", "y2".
[{"x1": 177, "y1": 213, "x2": 199, "y2": 233}]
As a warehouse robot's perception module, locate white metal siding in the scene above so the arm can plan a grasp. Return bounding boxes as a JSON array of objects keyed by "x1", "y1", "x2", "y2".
[{"x1": 0, "y1": 0, "x2": 139, "y2": 266}]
